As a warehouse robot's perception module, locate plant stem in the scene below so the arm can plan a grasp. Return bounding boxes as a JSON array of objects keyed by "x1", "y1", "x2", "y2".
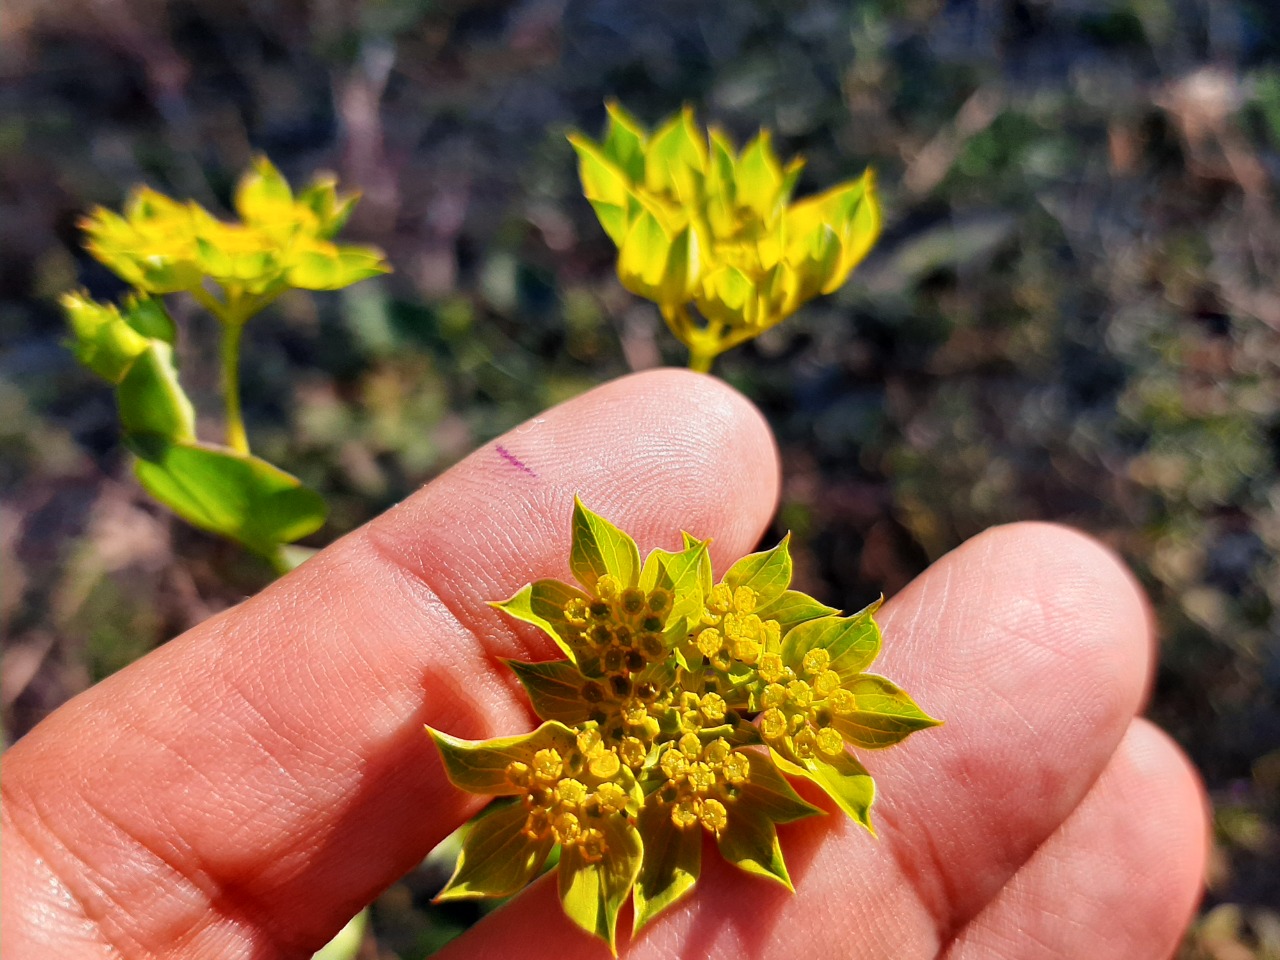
[
  {"x1": 220, "y1": 317, "x2": 249, "y2": 454},
  {"x1": 687, "y1": 344, "x2": 717, "y2": 373}
]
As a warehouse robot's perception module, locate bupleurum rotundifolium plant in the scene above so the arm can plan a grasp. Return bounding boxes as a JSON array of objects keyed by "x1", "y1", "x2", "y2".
[
  {"x1": 429, "y1": 498, "x2": 939, "y2": 951},
  {"x1": 61, "y1": 157, "x2": 389, "y2": 570},
  {"x1": 570, "y1": 102, "x2": 881, "y2": 372}
]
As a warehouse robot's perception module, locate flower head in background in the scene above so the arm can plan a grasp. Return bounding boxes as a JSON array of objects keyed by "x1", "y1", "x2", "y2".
[
  {"x1": 570, "y1": 103, "x2": 881, "y2": 371},
  {"x1": 80, "y1": 156, "x2": 389, "y2": 301}
]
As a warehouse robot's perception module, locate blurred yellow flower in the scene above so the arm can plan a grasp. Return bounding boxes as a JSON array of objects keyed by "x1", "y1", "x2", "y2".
[
  {"x1": 81, "y1": 156, "x2": 389, "y2": 302},
  {"x1": 571, "y1": 102, "x2": 881, "y2": 370}
]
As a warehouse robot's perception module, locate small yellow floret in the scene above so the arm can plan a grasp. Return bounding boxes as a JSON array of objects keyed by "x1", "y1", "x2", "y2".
[
  {"x1": 596, "y1": 575, "x2": 622, "y2": 601},
  {"x1": 762, "y1": 682, "x2": 788, "y2": 709},
  {"x1": 660, "y1": 748, "x2": 688, "y2": 781},
  {"x1": 579, "y1": 827, "x2": 607, "y2": 862},
  {"x1": 814, "y1": 669, "x2": 842, "y2": 696},
  {"x1": 533, "y1": 748, "x2": 564, "y2": 782},
  {"x1": 708, "y1": 583, "x2": 734, "y2": 614},
  {"x1": 787, "y1": 680, "x2": 813, "y2": 708},
  {"x1": 619, "y1": 737, "x2": 648, "y2": 768},
  {"x1": 621, "y1": 587, "x2": 646, "y2": 614},
  {"x1": 817, "y1": 727, "x2": 845, "y2": 757},
  {"x1": 699, "y1": 798, "x2": 728, "y2": 833},
  {"x1": 589, "y1": 750, "x2": 621, "y2": 779},
  {"x1": 556, "y1": 778, "x2": 588, "y2": 807},
  {"x1": 679, "y1": 732, "x2": 702, "y2": 759},
  {"x1": 793, "y1": 727, "x2": 818, "y2": 759},
  {"x1": 703, "y1": 738, "x2": 730, "y2": 766},
  {"x1": 672, "y1": 800, "x2": 699, "y2": 829},
  {"x1": 802, "y1": 648, "x2": 831, "y2": 675},
  {"x1": 758, "y1": 652, "x2": 786, "y2": 684},
  {"x1": 699, "y1": 692, "x2": 727, "y2": 723},
  {"x1": 723, "y1": 752, "x2": 750, "y2": 785},
  {"x1": 827, "y1": 688, "x2": 857, "y2": 714},
  {"x1": 688, "y1": 761, "x2": 716, "y2": 793},
  {"x1": 554, "y1": 811, "x2": 582, "y2": 843},
  {"x1": 593, "y1": 781, "x2": 628, "y2": 814},
  {"x1": 563, "y1": 597, "x2": 590, "y2": 625},
  {"x1": 732, "y1": 585, "x2": 758, "y2": 613},
  {"x1": 761, "y1": 707, "x2": 788, "y2": 741},
  {"x1": 505, "y1": 760, "x2": 532, "y2": 789},
  {"x1": 696, "y1": 628, "x2": 723, "y2": 658}
]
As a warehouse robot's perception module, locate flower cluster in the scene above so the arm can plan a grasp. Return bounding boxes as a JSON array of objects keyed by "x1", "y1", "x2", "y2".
[
  {"x1": 80, "y1": 155, "x2": 388, "y2": 299},
  {"x1": 570, "y1": 103, "x2": 881, "y2": 370},
  {"x1": 428, "y1": 499, "x2": 939, "y2": 952}
]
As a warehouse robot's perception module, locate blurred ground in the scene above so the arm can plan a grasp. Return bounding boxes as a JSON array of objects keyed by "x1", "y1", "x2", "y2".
[{"x1": 2, "y1": 0, "x2": 1278, "y2": 956}]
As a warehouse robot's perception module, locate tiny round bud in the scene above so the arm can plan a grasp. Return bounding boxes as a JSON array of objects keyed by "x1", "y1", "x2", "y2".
[
  {"x1": 506, "y1": 760, "x2": 532, "y2": 789},
  {"x1": 603, "y1": 648, "x2": 625, "y2": 673},
  {"x1": 622, "y1": 699, "x2": 648, "y2": 725},
  {"x1": 625, "y1": 649, "x2": 646, "y2": 672},
  {"x1": 688, "y1": 761, "x2": 715, "y2": 793},
  {"x1": 762, "y1": 682, "x2": 788, "y2": 709},
  {"x1": 590, "y1": 623, "x2": 614, "y2": 647},
  {"x1": 703, "y1": 738, "x2": 730, "y2": 766},
  {"x1": 793, "y1": 727, "x2": 818, "y2": 759},
  {"x1": 579, "y1": 827, "x2": 607, "y2": 862},
  {"x1": 580, "y1": 681, "x2": 605, "y2": 703},
  {"x1": 709, "y1": 583, "x2": 734, "y2": 614},
  {"x1": 730, "y1": 638, "x2": 761, "y2": 664},
  {"x1": 596, "y1": 575, "x2": 622, "y2": 601},
  {"x1": 619, "y1": 737, "x2": 648, "y2": 768},
  {"x1": 639, "y1": 632, "x2": 666, "y2": 661},
  {"x1": 554, "y1": 811, "x2": 581, "y2": 844},
  {"x1": 660, "y1": 748, "x2": 688, "y2": 781},
  {"x1": 593, "y1": 781, "x2": 628, "y2": 814},
  {"x1": 589, "y1": 601, "x2": 611, "y2": 620},
  {"x1": 642, "y1": 616, "x2": 663, "y2": 633},
  {"x1": 563, "y1": 597, "x2": 590, "y2": 625},
  {"x1": 523, "y1": 807, "x2": 552, "y2": 840}
]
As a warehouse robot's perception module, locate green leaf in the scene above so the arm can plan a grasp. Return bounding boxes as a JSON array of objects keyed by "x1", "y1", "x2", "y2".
[
  {"x1": 559, "y1": 813, "x2": 643, "y2": 954},
  {"x1": 755, "y1": 590, "x2": 839, "y2": 632},
  {"x1": 116, "y1": 342, "x2": 196, "y2": 442},
  {"x1": 492, "y1": 580, "x2": 590, "y2": 662},
  {"x1": 289, "y1": 245, "x2": 390, "y2": 291},
  {"x1": 505, "y1": 658, "x2": 594, "y2": 724},
  {"x1": 682, "y1": 532, "x2": 714, "y2": 597},
  {"x1": 310, "y1": 908, "x2": 367, "y2": 960},
  {"x1": 427, "y1": 721, "x2": 578, "y2": 795},
  {"x1": 724, "y1": 534, "x2": 793, "y2": 607},
  {"x1": 570, "y1": 497, "x2": 642, "y2": 591},
  {"x1": 61, "y1": 293, "x2": 151, "y2": 384},
  {"x1": 781, "y1": 609, "x2": 881, "y2": 677},
  {"x1": 633, "y1": 798, "x2": 701, "y2": 934},
  {"x1": 234, "y1": 154, "x2": 294, "y2": 223},
  {"x1": 831, "y1": 675, "x2": 942, "y2": 749},
  {"x1": 436, "y1": 800, "x2": 555, "y2": 900},
  {"x1": 122, "y1": 295, "x2": 177, "y2": 342},
  {"x1": 734, "y1": 130, "x2": 784, "y2": 220},
  {"x1": 774, "y1": 748, "x2": 876, "y2": 832},
  {"x1": 129, "y1": 440, "x2": 325, "y2": 555}
]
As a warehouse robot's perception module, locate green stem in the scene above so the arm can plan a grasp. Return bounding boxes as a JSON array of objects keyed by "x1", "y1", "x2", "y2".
[
  {"x1": 220, "y1": 318, "x2": 249, "y2": 454},
  {"x1": 687, "y1": 343, "x2": 718, "y2": 373}
]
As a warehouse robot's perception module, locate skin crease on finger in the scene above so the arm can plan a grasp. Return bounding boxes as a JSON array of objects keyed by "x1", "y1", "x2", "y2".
[
  {"x1": 0, "y1": 370, "x2": 782, "y2": 960},
  {"x1": 431, "y1": 522, "x2": 1207, "y2": 960}
]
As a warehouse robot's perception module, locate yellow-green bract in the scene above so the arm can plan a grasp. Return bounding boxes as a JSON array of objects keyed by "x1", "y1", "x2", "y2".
[
  {"x1": 570, "y1": 102, "x2": 882, "y2": 371},
  {"x1": 427, "y1": 498, "x2": 939, "y2": 953}
]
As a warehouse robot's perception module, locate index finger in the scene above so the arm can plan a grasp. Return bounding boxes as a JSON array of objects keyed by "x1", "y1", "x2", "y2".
[{"x1": 0, "y1": 369, "x2": 781, "y2": 960}]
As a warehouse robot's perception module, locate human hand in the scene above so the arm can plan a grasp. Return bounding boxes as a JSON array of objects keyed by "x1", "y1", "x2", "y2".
[{"x1": 2, "y1": 370, "x2": 1206, "y2": 960}]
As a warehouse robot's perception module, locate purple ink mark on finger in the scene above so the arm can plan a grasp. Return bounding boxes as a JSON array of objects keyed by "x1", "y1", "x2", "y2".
[{"x1": 496, "y1": 444, "x2": 537, "y2": 477}]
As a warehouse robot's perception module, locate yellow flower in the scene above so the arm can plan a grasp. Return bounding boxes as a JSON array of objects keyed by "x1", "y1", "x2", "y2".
[
  {"x1": 571, "y1": 102, "x2": 882, "y2": 369},
  {"x1": 80, "y1": 156, "x2": 389, "y2": 300}
]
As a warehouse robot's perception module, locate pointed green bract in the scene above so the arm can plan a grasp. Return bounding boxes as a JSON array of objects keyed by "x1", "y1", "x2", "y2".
[
  {"x1": 506, "y1": 658, "x2": 595, "y2": 724},
  {"x1": 436, "y1": 800, "x2": 555, "y2": 900},
  {"x1": 428, "y1": 721, "x2": 579, "y2": 795},
  {"x1": 781, "y1": 610, "x2": 881, "y2": 678},
  {"x1": 830, "y1": 675, "x2": 942, "y2": 749},
  {"x1": 755, "y1": 590, "x2": 839, "y2": 630},
  {"x1": 493, "y1": 580, "x2": 590, "y2": 661},
  {"x1": 571, "y1": 497, "x2": 642, "y2": 590},
  {"x1": 633, "y1": 801, "x2": 701, "y2": 934},
  {"x1": 559, "y1": 814, "x2": 643, "y2": 954},
  {"x1": 433, "y1": 500, "x2": 936, "y2": 950},
  {"x1": 724, "y1": 533, "x2": 793, "y2": 607}
]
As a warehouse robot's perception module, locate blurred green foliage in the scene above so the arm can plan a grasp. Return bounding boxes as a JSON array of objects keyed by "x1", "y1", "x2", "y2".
[{"x1": 2, "y1": 0, "x2": 1278, "y2": 955}]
